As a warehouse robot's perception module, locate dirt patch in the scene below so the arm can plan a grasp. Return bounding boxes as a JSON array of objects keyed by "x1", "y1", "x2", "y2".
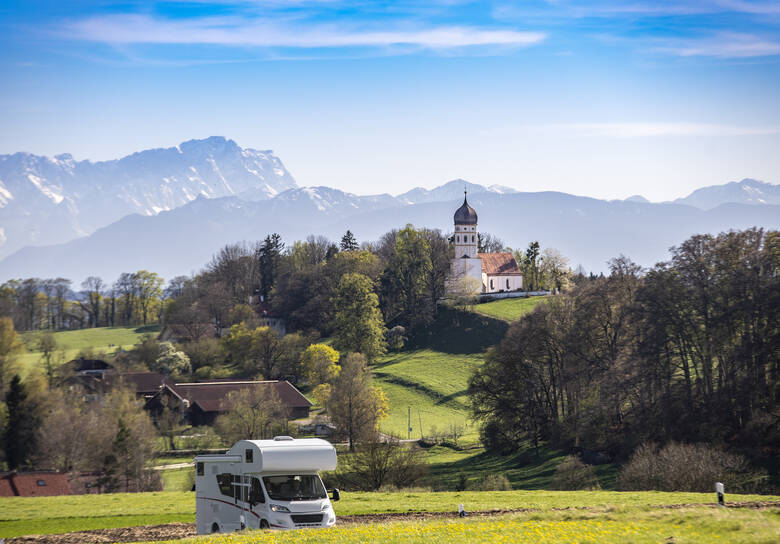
[
  {"x1": 6, "y1": 523, "x2": 196, "y2": 544},
  {"x1": 7, "y1": 502, "x2": 779, "y2": 544}
]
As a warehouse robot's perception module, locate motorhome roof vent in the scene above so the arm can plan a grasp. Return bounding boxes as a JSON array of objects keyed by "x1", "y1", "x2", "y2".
[{"x1": 273, "y1": 436, "x2": 295, "y2": 441}]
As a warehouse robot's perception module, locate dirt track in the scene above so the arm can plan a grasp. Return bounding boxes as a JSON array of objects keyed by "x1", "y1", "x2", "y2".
[{"x1": 7, "y1": 502, "x2": 780, "y2": 544}]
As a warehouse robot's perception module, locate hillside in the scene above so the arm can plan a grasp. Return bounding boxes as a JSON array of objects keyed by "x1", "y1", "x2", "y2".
[{"x1": 371, "y1": 298, "x2": 590, "y2": 489}]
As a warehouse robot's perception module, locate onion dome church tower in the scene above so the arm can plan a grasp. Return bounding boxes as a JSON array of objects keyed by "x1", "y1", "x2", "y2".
[
  {"x1": 449, "y1": 191, "x2": 524, "y2": 294},
  {"x1": 454, "y1": 192, "x2": 478, "y2": 258}
]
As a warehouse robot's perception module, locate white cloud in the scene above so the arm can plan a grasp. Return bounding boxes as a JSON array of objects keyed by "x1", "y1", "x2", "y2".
[
  {"x1": 59, "y1": 14, "x2": 546, "y2": 50},
  {"x1": 656, "y1": 32, "x2": 780, "y2": 58}
]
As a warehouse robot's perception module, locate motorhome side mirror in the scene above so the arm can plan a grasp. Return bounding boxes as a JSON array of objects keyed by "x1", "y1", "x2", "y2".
[{"x1": 331, "y1": 488, "x2": 340, "y2": 501}]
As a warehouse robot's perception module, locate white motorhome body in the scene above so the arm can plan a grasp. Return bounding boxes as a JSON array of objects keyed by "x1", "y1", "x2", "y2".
[{"x1": 195, "y1": 437, "x2": 338, "y2": 533}]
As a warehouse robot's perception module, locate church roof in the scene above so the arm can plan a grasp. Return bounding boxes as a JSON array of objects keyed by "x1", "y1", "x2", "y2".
[
  {"x1": 454, "y1": 194, "x2": 478, "y2": 225},
  {"x1": 478, "y1": 252, "x2": 523, "y2": 276}
]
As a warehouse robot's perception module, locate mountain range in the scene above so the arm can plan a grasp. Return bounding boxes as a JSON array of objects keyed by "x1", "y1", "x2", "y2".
[{"x1": 0, "y1": 137, "x2": 778, "y2": 284}]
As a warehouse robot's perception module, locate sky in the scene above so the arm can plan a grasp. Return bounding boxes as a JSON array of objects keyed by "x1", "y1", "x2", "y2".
[{"x1": 1, "y1": 0, "x2": 779, "y2": 202}]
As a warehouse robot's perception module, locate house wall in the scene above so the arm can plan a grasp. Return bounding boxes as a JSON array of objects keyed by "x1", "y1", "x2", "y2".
[{"x1": 483, "y1": 274, "x2": 524, "y2": 293}]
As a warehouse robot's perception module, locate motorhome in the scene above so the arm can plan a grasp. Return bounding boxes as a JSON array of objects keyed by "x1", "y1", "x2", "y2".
[{"x1": 195, "y1": 436, "x2": 339, "y2": 533}]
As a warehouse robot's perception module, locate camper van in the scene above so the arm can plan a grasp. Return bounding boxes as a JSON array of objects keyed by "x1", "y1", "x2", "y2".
[{"x1": 195, "y1": 436, "x2": 339, "y2": 533}]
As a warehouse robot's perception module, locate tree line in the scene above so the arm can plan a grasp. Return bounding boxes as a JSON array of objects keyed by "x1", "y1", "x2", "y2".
[
  {"x1": 470, "y1": 228, "x2": 779, "y2": 480},
  {"x1": 0, "y1": 271, "x2": 164, "y2": 331}
]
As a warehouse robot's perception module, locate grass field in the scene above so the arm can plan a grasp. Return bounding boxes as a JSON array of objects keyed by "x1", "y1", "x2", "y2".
[
  {"x1": 17, "y1": 325, "x2": 159, "y2": 375},
  {"x1": 471, "y1": 296, "x2": 548, "y2": 322},
  {"x1": 149, "y1": 508, "x2": 780, "y2": 544},
  {"x1": 1, "y1": 489, "x2": 777, "y2": 539}
]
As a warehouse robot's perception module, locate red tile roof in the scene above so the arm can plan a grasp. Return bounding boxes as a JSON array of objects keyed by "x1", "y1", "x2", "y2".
[
  {"x1": 166, "y1": 380, "x2": 312, "y2": 413},
  {"x1": 478, "y1": 252, "x2": 523, "y2": 276},
  {"x1": 0, "y1": 472, "x2": 72, "y2": 497}
]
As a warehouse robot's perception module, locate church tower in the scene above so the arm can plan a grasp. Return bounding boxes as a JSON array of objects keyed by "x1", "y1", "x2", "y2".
[
  {"x1": 454, "y1": 191, "x2": 478, "y2": 258},
  {"x1": 450, "y1": 191, "x2": 483, "y2": 292}
]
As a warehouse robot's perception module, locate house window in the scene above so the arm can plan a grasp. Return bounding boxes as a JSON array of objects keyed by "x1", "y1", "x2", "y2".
[
  {"x1": 245, "y1": 448, "x2": 253, "y2": 463},
  {"x1": 37, "y1": 480, "x2": 47, "y2": 486}
]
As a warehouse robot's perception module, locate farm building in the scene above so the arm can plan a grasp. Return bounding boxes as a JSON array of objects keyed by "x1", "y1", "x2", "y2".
[
  {"x1": 147, "y1": 380, "x2": 312, "y2": 425},
  {"x1": 104, "y1": 371, "x2": 168, "y2": 401},
  {"x1": 0, "y1": 472, "x2": 72, "y2": 497}
]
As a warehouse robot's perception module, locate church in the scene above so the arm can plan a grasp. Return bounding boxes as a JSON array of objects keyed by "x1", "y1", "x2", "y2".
[{"x1": 450, "y1": 193, "x2": 523, "y2": 294}]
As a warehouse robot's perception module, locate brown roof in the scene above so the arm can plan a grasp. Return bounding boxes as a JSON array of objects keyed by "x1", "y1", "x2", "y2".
[
  {"x1": 165, "y1": 380, "x2": 312, "y2": 413},
  {"x1": 0, "y1": 472, "x2": 72, "y2": 497},
  {"x1": 478, "y1": 252, "x2": 523, "y2": 276},
  {"x1": 105, "y1": 371, "x2": 168, "y2": 394}
]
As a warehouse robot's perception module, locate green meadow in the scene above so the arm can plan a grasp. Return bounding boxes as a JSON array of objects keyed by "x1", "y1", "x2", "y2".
[{"x1": 1, "y1": 489, "x2": 777, "y2": 539}]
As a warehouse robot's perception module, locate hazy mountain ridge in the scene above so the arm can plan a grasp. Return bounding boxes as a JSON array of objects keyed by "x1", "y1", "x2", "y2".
[
  {"x1": 0, "y1": 136, "x2": 297, "y2": 259},
  {"x1": 2, "y1": 187, "x2": 778, "y2": 284},
  {"x1": 673, "y1": 178, "x2": 780, "y2": 209}
]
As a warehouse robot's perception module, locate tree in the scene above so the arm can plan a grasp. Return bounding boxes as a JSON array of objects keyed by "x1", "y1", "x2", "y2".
[
  {"x1": 152, "y1": 342, "x2": 192, "y2": 377},
  {"x1": 380, "y1": 225, "x2": 434, "y2": 329},
  {"x1": 38, "y1": 332, "x2": 58, "y2": 386},
  {"x1": 478, "y1": 232, "x2": 505, "y2": 253},
  {"x1": 135, "y1": 270, "x2": 164, "y2": 325},
  {"x1": 340, "y1": 230, "x2": 359, "y2": 252},
  {"x1": 519, "y1": 241, "x2": 541, "y2": 291},
  {"x1": 340, "y1": 434, "x2": 428, "y2": 490},
  {"x1": 81, "y1": 276, "x2": 104, "y2": 327},
  {"x1": 324, "y1": 353, "x2": 388, "y2": 451},
  {"x1": 215, "y1": 386, "x2": 288, "y2": 444},
  {"x1": 258, "y1": 233, "x2": 284, "y2": 299},
  {"x1": 301, "y1": 344, "x2": 341, "y2": 385},
  {"x1": 539, "y1": 248, "x2": 571, "y2": 292},
  {"x1": 0, "y1": 317, "x2": 23, "y2": 397},
  {"x1": 3, "y1": 375, "x2": 40, "y2": 469},
  {"x1": 331, "y1": 274, "x2": 387, "y2": 362}
]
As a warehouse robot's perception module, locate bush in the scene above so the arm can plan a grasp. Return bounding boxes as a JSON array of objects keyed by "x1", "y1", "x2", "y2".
[
  {"x1": 551, "y1": 456, "x2": 601, "y2": 490},
  {"x1": 618, "y1": 442, "x2": 767, "y2": 493},
  {"x1": 330, "y1": 436, "x2": 429, "y2": 491},
  {"x1": 470, "y1": 473, "x2": 512, "y2": 491}
]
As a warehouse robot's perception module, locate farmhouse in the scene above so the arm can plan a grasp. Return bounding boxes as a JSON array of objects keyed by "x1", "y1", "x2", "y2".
[
  {"x1": 148, "y1": 380, "x2": 312, "y2": 425},
  {"x1": 0, "y1": 472, "x2": 72, "y2": 497},
  {"x1": 450, "y1": 192, "x2": 523, "y2": 293}
]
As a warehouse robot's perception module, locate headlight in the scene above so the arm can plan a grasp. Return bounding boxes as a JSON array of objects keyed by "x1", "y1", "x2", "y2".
[
  {"x1": 321, "y1": 503, "x2": 330, "y2": 511},
  {"x1": 270, "y1": 504, "x2": 290, "y2": 513}
]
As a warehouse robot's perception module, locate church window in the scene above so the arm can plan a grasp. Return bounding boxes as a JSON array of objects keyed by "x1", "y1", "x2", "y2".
[
  {"x1": 490, "y1": 279, "x2": 494, "y2": 290},
  {"x1": 506, "y1": 279, "x2": 510, "y2": 289},
  {"x1": 456, "y1": 235, "x2": 460, "y2": 243},
  {"x1": 471, "y1": 235, "x2": 474, "y2": 243}
]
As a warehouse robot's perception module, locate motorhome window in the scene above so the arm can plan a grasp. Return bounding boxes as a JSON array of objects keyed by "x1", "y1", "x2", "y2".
[
  {"x1": 245, "y1": 448, "x2": 253, "y2": 463},
  {"x1": 216, "y1": 473, "x2": 234, "y2": 498},
  {"x1": 250, "y1": 477, "x2": 265, "y2": 504},
  {"x1": 262, "y1": 475, "x2": 327, "y2": 501},
  {"x1": 196, "y1": 462, "x2": 204, "y2": 476}
]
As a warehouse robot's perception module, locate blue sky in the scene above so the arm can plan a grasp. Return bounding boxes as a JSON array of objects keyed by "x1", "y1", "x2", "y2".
[{"x1": 1, "y1": 1, "x2": 779, "y2": 201}]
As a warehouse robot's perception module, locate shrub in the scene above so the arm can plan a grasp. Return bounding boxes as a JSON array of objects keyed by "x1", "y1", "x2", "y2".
[
  {"x1": 330, "y1": 436, "x2": 429, "y2": 491},
  {"x1": 551, "y1": 456, "x2": 601, "y2": 490},
  {"x1": 618, "y1": 442, "x2": 767, "y2": 493},
  {"x1": 470, "y1": 473, "x2": 512, "y2": 491}
]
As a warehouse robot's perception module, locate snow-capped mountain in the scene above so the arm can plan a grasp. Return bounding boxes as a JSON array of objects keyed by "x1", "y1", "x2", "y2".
[
  {"x1": 396, "y1": 179, "x2": 517, "y2": 205},
  {"x1": 674, "y1": 178, "x2": 780, "y2": 209},
  {"x1": 0, "y1": 137, "x2": 296, "y2": 259}
]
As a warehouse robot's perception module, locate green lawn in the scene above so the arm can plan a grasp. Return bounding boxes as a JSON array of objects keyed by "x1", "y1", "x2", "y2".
[
  {"x1": 17, "y1": 325, "x2": 159, "y2": 375},
  {"x1": 374, "y1": 349, "x2": 482, "y2": 442},
  {"x1": 471, "y1": 296, "x2": 548, "y2": 322},
  {"x1": 2, "y1": 489, "x2": 777, "y2": 539}
]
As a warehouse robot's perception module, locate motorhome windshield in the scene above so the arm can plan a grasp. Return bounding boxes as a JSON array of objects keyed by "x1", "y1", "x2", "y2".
[{"x1": 262, "y1": 475, "x2": 327, "y2": 501}]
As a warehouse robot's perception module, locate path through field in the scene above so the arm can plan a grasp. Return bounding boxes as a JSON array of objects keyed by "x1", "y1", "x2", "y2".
[{"x1": 8, "y1": 502, "x2": 779, "y2": 544}]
